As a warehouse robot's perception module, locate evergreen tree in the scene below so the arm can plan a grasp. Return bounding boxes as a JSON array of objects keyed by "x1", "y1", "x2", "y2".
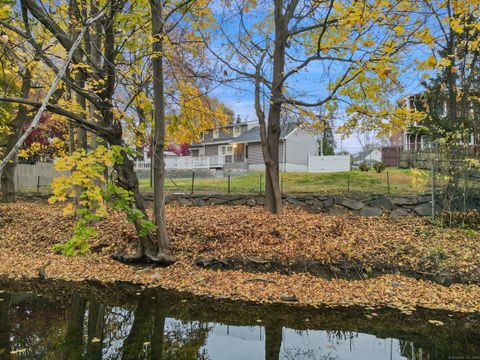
[{"x1": 319, "y1": 125, "x2": 336, "y2": 155}]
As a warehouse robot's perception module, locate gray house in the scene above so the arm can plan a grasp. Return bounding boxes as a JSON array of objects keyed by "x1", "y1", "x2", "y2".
[
  {"x1": 354, "y1": 148, "x2": 382, "y2": 165},
  {"x1": 190, "y1": 120, "x2": 318, "y2": 172}
]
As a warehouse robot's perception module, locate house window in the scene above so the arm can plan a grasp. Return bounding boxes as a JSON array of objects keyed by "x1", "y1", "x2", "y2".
[
  {"x1": 213, "y1": 129, "x2": 219, "y2": 139},
  {"x1": 420, "y1": 135, "x2": 432, "y2": 149},
  {"x1": 233, "y1": 126, "x2": 241, "y2": 137},
  {"x1": 200, "y1": 132, "x2": 205, "y2": 142},
  {"x1": 218, "y1": 145, "x2": 233, "y2": 156}
]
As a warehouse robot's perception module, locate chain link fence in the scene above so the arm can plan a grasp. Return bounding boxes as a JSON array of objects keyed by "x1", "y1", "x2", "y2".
[
  {"x1": 11, "y1": 146, "x2": 480, "y2": 224},
  {"x1": 137, "y1": 169, "x2": 426, "y2": 197}
]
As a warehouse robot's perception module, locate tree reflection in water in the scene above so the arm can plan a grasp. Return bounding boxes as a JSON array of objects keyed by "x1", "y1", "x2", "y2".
[{"x1": 0, "y1": 286, "x2": 478, "y2": 359}]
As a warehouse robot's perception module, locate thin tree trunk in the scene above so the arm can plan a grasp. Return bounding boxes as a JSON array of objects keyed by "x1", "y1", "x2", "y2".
[
  {"x1": 150, "y1": 294, "x2": 168, "y2": 359},
  {"x1": 150, "y1": 0, "x2": 174, "y2": 262},
  {"x1": 75, "y1": 72, "x2": 88, "y2": 150},
  {"x1": 86, "y1": 300, "x2": 105, "y2": 360},
  {"x1": 87, "y1": 0, "x2": 103, "y2": 153},
  {"x1": 0, "y1": 69, "x2": 31, "y2": 203},
  {"x1": 62, "y1": 296, "x2": 87, "y2": 360},
  {"x1": 73, "y1": 71, "x2": 88, "y2": 212},
  {"x1": 0, "y1": 293, "x2": 11, "y2": 359},
  {"x1": 135, "y1": 106, "x2": 148, "y2": 161},
  {"x1": 69, "y1": 0, "x2": 88, "y2": 151}
]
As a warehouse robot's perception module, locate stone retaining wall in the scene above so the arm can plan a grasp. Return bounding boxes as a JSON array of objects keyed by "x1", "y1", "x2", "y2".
[
  {"x1": 143, "y1": 193, "x2": 445, "y2": 218},
  {"x1": 19, "y1": 191, "x2": 477, "y2": 218}
]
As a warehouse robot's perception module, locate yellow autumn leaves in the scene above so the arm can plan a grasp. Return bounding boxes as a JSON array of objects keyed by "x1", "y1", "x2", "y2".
[
  {"x1": 49, "y1": 146, "x2": 117, "y2": 218},
  {"x1": 0, "y1": 4, "x2": 11, "y2": 18},
  {"x1": 166, "y1": 81, "x2": 229, "y2": 144}
]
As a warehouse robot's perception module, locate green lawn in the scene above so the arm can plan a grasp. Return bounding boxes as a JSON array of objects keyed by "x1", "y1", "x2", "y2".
[{"x1": 139, "y1": 168, "x2": 431, "y2": 196}]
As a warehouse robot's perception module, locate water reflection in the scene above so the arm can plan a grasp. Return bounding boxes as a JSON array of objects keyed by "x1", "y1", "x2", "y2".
[{"x1": 0, "y1": 287, "x2": 478, "y2": 359}]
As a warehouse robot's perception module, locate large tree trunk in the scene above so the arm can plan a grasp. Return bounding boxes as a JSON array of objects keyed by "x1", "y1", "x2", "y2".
[
  {"x1": 0, "y1": 69, "x2": 31, "y2": 203},
  {"x1": 150, "y1": 0, "x2": 174, "y2": 263},
  {"x1": 265, "y1": 324, "x2": 282, "y2": 360},
  {"x1": 122, "y1": 295, "x2": 154, "y2": 360},
  {"x1": 262, "y1": 0, "x2": 287, "y2": 215},
  {"x1": 17, "y1": 0, "x2": 173, "y2": 264},
  {"x1": 112, "y1": 148, "x2": 168, "y2": 258}
]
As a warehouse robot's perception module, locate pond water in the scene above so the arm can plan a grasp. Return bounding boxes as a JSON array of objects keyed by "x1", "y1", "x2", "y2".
[{"x1": 0, "y1": 281, "x2": 479, "y2": 359}]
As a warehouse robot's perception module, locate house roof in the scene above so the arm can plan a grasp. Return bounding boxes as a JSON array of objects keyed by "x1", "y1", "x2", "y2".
[
  {"x1": 164, "y1": 151, "x2": 178, "y2": 157},
  {"x1": 231, "y1": 123, "x2": 296, "y2": 144},
  {"x1": 190, "y1": 138, "x2": 233, "y2": 149},
  {"x1": 215, "y1": 120, "x2": 257, "y2": 129}
]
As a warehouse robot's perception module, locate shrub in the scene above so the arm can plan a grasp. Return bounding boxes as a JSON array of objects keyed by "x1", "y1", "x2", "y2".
[
  {"x1": 440, "y1": 210, "x2": 480, "y2": 230},
  {"x1": 427, "y1": 246, "x2": 449, "y2": 269},
  {"x1": 359, "y1": 162, "x2": 370, "y2": 171},
  {"x1": 374, "y1": 162, "x2": 386, "y2": 173}
]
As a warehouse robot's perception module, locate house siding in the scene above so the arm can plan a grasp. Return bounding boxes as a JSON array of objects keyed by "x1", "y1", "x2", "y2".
[
  {"x1": 247, "y1": 142, "x2": 284, "y2": 164},
  {"x1": 205, "y1": 145, "x2": 219, "y2": 156},
  {"x1": 285, "y1": 128, "x2": 318, "y2": 165},
  {"x1": 247, "y1": 143, "x2": 263, "y2": 164}
]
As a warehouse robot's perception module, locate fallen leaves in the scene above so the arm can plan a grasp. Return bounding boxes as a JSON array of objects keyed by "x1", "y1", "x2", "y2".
[
  {"x1": 0, "y1": 201, "x2": 479, "y2": 314},
  {"x1": 10, "y1": 349, "x2": 26, "y2": 355},
  {"x1": 428, "y1": 319, "x2": 445, "y2": 326}
]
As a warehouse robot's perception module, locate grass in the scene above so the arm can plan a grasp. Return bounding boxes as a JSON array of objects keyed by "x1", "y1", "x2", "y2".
[{"x1": 139, "y1": 168, "x2": 431, "y2": 196}]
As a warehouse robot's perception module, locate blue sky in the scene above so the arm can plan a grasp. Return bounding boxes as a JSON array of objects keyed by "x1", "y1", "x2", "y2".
[
  {"x1": 209, "y1": 59, "x2": 428, "y2": 153},
  {"x1": 205, "y1": 2, "x2": 432, "y2": 153}
]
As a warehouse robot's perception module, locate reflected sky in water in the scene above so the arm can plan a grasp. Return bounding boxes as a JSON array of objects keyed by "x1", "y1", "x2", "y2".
[
  {"x1": 199, "y1": 323, "x2": 410, "y2": 359},
  {"x1": 0, "y1": 286, "x2": 478, "y2": 359}
]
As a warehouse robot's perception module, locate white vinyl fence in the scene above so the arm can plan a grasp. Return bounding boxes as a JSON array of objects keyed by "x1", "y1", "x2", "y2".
[
  {"x1": 0, "y1": 162, "x2": 60, "y2": 191},
  {"x1": 308, "y1": 155, "x2": 351, "y2": 173}
]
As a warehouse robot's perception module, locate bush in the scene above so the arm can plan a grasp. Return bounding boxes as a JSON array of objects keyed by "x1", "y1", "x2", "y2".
[
  {"x1": 374, "y1": 162, "x2": 386, "y2": 173},
  {"x1": 359, "y1": 162, "x2": 370, "y2": 171}
]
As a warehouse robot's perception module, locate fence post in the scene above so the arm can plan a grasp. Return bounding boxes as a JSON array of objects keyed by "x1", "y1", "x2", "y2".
[
  {"x1": 280, "y1": 173, "x2": 284, "y2": 195},
  {"x1": 228, "y1": 175, "x2": 231, "y2": 194},
  {"x1": 431, "y1": 163, "x2": 436, "y2": 221},
  {"x1": 191, "y1": 171, "x2": 195, "y2": 195},
  {"x1": 387, "y1": 171, "x2": 390, "y2": 195},
  {"x1": 37, "y1": 175, "x2": 40, "y2": 192},
  {"x1": 149, "y1": 157, "x2": 153, "y2": 188},
  {"x1": 259, "y1": 174, "x2": 263, "y2": 195}
]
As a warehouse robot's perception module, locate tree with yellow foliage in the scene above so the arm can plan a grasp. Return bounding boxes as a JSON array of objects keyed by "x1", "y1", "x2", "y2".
[
  {"x1": 207, "y1": 0, "x2": 423, "y2": 214},
  {"x1": 0, "y1": 0, "x2": 227, "y2": 262}
]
